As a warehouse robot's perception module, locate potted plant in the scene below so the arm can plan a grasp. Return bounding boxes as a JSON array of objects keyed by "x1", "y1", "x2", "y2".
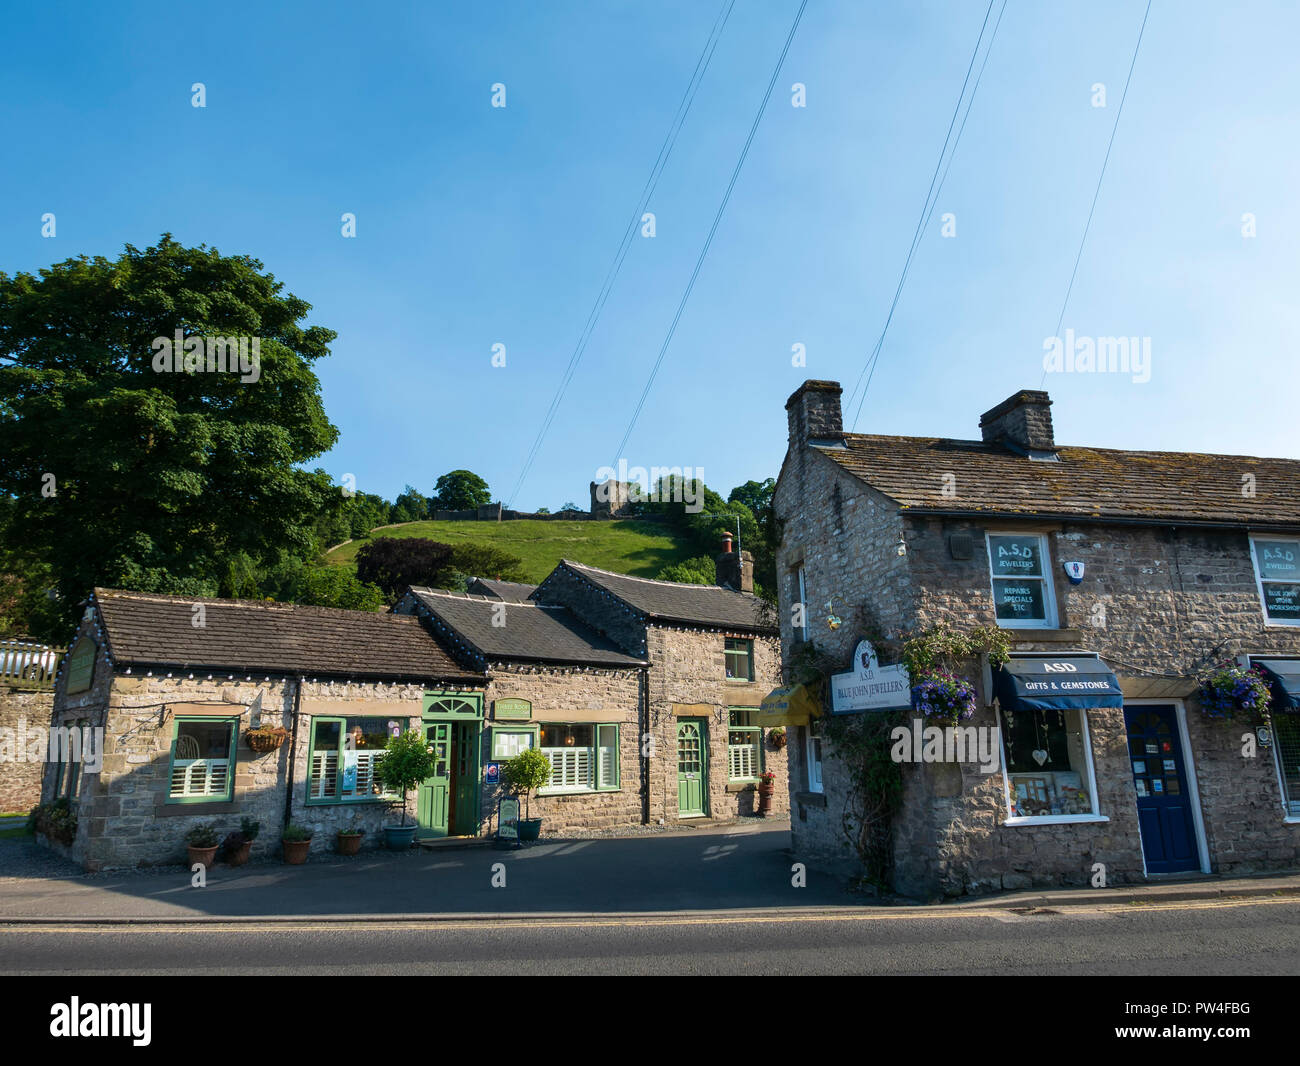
[
  {"x1": 768, "y1": 726, "x2": 787, "y2": 750},
  {"x1": 221, "y1": 817, "x2": 260, "y2": 866},
  {"x1": 336, "y1": 827, "x2": 365, "y2": 856},
  {"x1": 757, "y1": 771, "x2": 776, "y2": 816},
  {"x1": 281, "y1": 823, "x2": 313, "y2": 864},
  {"x1": 245, "y1": 725, "x2": 289, "y2": 753},
  {"x1": 910, "y1": 670, "x2": 977, "y2": 725},
  {"x1": 374, "y1": 729, "x2": 437, "y2": 850},
  {"x1": 1196, "y1": 663, "x2": 1272, "y2": 721},
  {"x1": 501, "y1": 747, "x2": 551, "y2": 841},
  {"x1": 184, "y1": 824, "x2": 220, "y2": 868}
]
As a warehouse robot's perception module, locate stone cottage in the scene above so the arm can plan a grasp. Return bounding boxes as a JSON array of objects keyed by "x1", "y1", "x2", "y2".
[
  {"x1": 774, "y1": 379, "x2": 1300, "y2": 898},
  {"x1": 41, "y1": 546, "x2": 785, "y2": 868},
  {"x1": 41, "y1": 591, "x2": 485, "y2": 870}
]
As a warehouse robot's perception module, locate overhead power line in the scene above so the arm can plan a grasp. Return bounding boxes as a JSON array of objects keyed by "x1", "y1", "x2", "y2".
[
  {"x1": 610, "y1": 0, "x2": 809, "y2": 468},
  {"x1": 845, "y1": 0, "x2": 1005, "y2": 431},
  {"x1": 505, "y1": 0, "x2": 737, "y2": 508},
  {"x1": 1039, "y1": 0, "x2": 1153, "y2": 387}
]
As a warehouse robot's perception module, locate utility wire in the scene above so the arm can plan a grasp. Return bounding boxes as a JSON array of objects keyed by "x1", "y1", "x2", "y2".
[
  {"x1": 1039, "y1": 0, "x2": 1152, "y2": 387},
  {"x1": 505, "y1": 0, "x2": 737, "y2": 508},
  {"x1": 846, "y1": 0, "x2": 1003, "y2": 430},
  {"x1": 610, "y1": 0, "x2": 809, "y2": 467}
]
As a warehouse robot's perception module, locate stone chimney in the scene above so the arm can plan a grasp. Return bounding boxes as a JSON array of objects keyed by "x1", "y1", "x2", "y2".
[
  {"x1": 786, "y1": 380, "x2": 843, "y2": 448},
  {"x1": 715, "y1": 531, "x2": 754, "y2": 593},
  {"x1": 979, "y1": 390, "x2": 1056, "y2": 453}
]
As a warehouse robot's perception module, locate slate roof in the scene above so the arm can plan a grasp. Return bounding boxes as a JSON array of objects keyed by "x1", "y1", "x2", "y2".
[
  {"x1": 91, "y1": 588, "x2": 484, "y2": 683},
  {"x1": 549, "y1": 560, "x2": 777, "y2": 632},
  {"x1": 466, "y1": 577, "x2": 538, "y2": 603},
  {"x1": 404, "y1": 588, "x2": 647, "y2": 668},
  {"x1": 818, "y1": 435, "x2": 1300, "y2": 529}
]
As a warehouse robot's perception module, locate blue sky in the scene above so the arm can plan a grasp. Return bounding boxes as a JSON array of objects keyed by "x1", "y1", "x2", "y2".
[{"x1": 2, "y1": 1, "x2": 1297, "y2": 509}]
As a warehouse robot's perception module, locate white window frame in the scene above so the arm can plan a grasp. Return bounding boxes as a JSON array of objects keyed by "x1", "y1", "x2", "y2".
[
  {"x1": 727, "y1": 709, "x2": 762, "y2": 782},
  {"x1": 806, "y1": 720, "x2": 824, "y2": 794},
  {"x1": 795, "y1": 566, "x2": 808, "y2": 642},
  {"x1": 1247, "y1": 656, "x2": 1300, "y2": 820},
  {"x1": 1249, "y1": 534, "x2": 1300, "y2": 628},
  {"x1": 997, "y1": 702, "x2": 1106, "y2": 826},
  {"x1": 986, "y1": 531, "x2": 1058, "y2": 630},
  {"x1": 538, "y1": 723, "x2": 619, "y2": 795}
]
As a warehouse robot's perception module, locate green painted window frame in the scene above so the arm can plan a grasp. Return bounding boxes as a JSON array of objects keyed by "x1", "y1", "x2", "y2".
[
  {"x1": 423, "y1": 691, "x2": 485, "y2": 718},
  {"x1": 166, "y1": 716, "x2": 238, "y2": 805},
  {"x1": 537, "y1": 722, "x2": 620, "y2": 794},
  {"x1": 66, "y1": 639, "x2": 96, "y2": 694},
  {"x1": 727, "y1": 708, "x2": 764, "y2": 782},
  {"x1": 305, "y1": 716, "x2": 398, "y2": 806},
  {"x1": 724, "y1": 638, "x2": 755, "y2": 681},
  {"x1": 490, "y1": 724, "x2": 540, "y2": 761}
]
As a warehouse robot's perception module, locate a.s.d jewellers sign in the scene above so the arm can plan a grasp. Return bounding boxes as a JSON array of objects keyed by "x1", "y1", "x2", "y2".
[{"x1": 830, "y1": 640, "x2": 911, "y2": 714}]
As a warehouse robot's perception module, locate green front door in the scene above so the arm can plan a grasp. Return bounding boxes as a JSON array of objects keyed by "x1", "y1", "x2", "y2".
[
  {"x1": 417, "y1": 722, "x2": 452, "y2": 838},
  {"x1": 677, "y1": 718, "x2": 707, "y2": 817}
]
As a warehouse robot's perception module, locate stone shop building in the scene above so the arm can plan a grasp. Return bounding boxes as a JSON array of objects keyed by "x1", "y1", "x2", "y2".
[
  {"x1": 773, "y1": 379, "x2": 1300, "y2": 898},
  {"x1": 42, "y1": 549, "x2": 785, "y2": 869}
]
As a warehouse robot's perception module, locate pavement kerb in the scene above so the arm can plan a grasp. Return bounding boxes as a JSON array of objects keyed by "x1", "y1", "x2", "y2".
[{"x1": 3, "y1": 873, "x2": 1298, "y2": 925}]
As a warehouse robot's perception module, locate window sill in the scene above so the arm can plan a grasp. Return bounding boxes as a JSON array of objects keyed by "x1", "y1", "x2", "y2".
[
  {"x1": 1003, "y1": 628, "x2": 1084, "y2": 642},
  {"x1": 304, "y1": 797, "x2": 395, "y2": 807},
  {"x1": 726, "y1": 781, "x2": 757, "y2": 793},
  {"x1": 1283, "y1": 816, "x2": 1300, "y2": 824},
  {"x1": 1003, "y1": 814, "x2": 1108, "y2": 826},
  {"x1": 538, "y1": 788, "x2": 620, "y2": 797},
  {"x1": 795, "y1": 790, "x2": 826, "y2": 807},
  {"x1": 724, "y1": 679, "x2": 756, "y2": 686}
]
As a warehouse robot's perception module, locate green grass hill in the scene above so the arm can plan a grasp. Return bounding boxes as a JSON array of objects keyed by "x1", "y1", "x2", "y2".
[{"x1": 323, "y1": 519, "x2": 699, "y2": 584}]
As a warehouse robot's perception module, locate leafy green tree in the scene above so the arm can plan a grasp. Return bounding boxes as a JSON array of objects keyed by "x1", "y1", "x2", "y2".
[
  {"x1": 448, "y1": 543, "x2": 526, "y2": 583},
  {"x1": 374, "y1": 730, "x2": 438, "y2": 827},
  {"x1": 354, "y1": 537, "x2": 455, "y2": 601},
  {"x1": 431, "y1": 470, "x2": 491, "y2": 511},
  {"x1": 655, "y1": 555, "x2": 716, "y2": 585},
  {"x1": 391, "y1": 484, "x2": 429, "y2": 524},
  {"x1": 0, "y1": 235, "x2": 339, "y2": 641}
]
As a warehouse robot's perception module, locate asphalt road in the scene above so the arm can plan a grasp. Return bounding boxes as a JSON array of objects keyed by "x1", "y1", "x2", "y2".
[{"x1": 4, "y1": 896, "x2": 1298, "y2": 975}]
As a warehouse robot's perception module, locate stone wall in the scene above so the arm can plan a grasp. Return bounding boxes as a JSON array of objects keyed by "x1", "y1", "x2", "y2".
[
  {"x1": 645, "y1": 626, "x2": 787, "y2": 824},
  {"x1": 0, "y1": 685, "x2": 53, "y2": 812},
  {"x1": 773, "y1": 446, "x2": 911, "y2": 878},
  {"x1": 775, "y1": 447, "x2": 1300, "y2": 895}
]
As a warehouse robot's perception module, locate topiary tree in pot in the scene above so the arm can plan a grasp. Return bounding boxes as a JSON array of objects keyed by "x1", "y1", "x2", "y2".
[
  {"x1": 501, "y1": 747, "x2": 552, "y2": 842},
  {"x1": 374, "y1": 729, "x2": 438, "y2": 850}
]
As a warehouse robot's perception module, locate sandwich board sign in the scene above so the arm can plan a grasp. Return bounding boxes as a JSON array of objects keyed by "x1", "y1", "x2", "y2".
[
  {"x1": 497, "y1": 797, "x2": 520, "y2": 842},
  {"x1": 830, "y1": 640, "x2": 911, "y2": 714}
]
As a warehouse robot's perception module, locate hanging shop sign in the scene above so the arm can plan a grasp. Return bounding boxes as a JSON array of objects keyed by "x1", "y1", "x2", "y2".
[{"x1": 830, "y1": 640, "x2": 911, "y2": 714}]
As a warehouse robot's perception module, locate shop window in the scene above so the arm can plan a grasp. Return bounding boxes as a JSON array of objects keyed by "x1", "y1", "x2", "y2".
[
  {"x1": 1000, "y1": 706, "x2": 1098, "y2": 818},
  {"x1": 1250, "y1": 536, "x2": 1300, "y2": 626},
  {"x1": 1274, "y1": 716, "x2": 1300, "y2": 816},
  {"x1": 725, "y1": 638, "x2": 755, "y2": 681},
  {"x1": 806, "y1": 719, "x2": 824, "y2": 794},
  {"x1": 491, "y1": 726, "x2": 538, "y2": 761},
  {"x1": 987, "y1": 533, "x2": 1057, "y2": 628},
  {"x1": 307, "y1": 717, "x2": 396, "y2": 804},
  {"x1": 539, "y1": 723, "x2": 619, "y2": 794},
  {"x1": 727, "y1": 709, "x2": 762, "y2": 782},
  {"x1": 168, "y1": 718, "x2": 238, "y2": 802}
]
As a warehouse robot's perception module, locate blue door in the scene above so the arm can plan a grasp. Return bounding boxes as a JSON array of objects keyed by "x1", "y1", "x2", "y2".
[{"x1": 1123, "y1": 706, "x2": 1200, "y2": 873}]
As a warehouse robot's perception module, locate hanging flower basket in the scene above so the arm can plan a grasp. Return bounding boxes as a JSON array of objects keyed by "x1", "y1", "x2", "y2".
[
  {"x1": 1195, "y1": 664, "x2": 1271, "y2": 721},
  {"x1": 245, "y1": 725, "x2": 289, "y2": 752},
  {"x1": 910, "y1": 671, "x2": 977, "y2": 725}
]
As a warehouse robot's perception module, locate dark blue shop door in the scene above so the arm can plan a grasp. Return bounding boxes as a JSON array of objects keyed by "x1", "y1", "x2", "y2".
[{"x1": 1123, "y1": 706, "x2": 1200, "y2": 873}]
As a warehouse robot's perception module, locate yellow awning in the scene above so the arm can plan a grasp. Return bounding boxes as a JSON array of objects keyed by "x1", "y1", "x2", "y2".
[{"x1": 757, "y1": 684, "x2": 822, "y2": 726}]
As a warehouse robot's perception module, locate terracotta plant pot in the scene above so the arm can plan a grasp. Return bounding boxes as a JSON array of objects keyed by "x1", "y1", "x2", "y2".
[
  {"x1": 757, "y1": 780, "x2": 775, "y2": 817},
  {"x1": 187, "y1": 845, "x2": 218, "y2": 868},
  {"x1": 225, "y1": 840, "x2": 252, "y2": 866},
  {"x1": 282, "y1": 838, "x2": 312, "y2": 864},
  {"x1": 337, "y1": 832, "x2": 363, "y2": 856}
]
